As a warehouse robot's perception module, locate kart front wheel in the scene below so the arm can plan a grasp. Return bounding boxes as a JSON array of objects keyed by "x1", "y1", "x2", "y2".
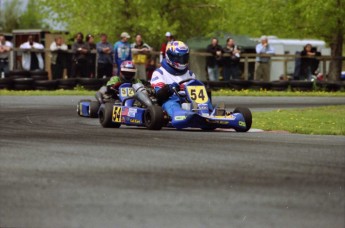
[
  {"x1": 144, "y1": 105, "x2": 164, "y2": 130},
  {"x1": 99, "y1": 103, "x2": 121, "y2": 128},
  {"x1": 89, "y1": 101, "x2": 100, "y2": 118},
  {"x1": 234, "y1": 107, "x2": 252, "y2": 132}
]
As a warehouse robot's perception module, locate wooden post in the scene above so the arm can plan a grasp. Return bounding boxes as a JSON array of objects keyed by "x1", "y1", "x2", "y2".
[{"x1": 244, "y1": 56, "x2": 249, "y2": 80}]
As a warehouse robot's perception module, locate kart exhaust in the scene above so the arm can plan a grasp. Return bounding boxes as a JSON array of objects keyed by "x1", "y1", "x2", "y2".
[{"x1": 132, "y1": 83, "x2": 153, "y2": 107}]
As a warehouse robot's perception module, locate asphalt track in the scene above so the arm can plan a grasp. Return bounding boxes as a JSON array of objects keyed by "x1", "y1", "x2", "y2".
[{"x1": 0, "y1": 96, "x2": 344, "y2": 228}]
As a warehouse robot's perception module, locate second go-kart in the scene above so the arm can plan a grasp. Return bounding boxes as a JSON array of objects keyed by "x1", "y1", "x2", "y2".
[
  {"x1": 167, "y1": 78, "x2": 252, "y2": 132},
  {"x1": 98, "y1": 82, "x2": 167, "y2": 130}
]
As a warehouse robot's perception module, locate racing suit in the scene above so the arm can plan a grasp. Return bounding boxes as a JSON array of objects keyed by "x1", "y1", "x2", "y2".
[{"x1": 150, "y1": 59, "x2": 196, "y2": 118}]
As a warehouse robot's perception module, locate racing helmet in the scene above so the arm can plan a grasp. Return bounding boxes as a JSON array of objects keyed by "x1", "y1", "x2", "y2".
[
  {"x1": 120, "y1": 60, "x2": 137, "y2": 81},
  {"x1": 165, "y1": 41, "x2": 189, "y2": 71}
]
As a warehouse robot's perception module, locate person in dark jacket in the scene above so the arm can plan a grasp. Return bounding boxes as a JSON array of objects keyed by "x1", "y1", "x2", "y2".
[
  {"x1": 86, "y1": 34, "x2": 96, "y2": 77},
  {"x1": 71, "y1": 32, "x2": 90, "y2": 78},
  {"x1": 222, "y1": 38, "x2": 241, "y2": 80},
  {"x1": 300, "y1": 44, "x2": 320, "y2": 80},
  {"x1": 206, "y1": 38, "x2": 222, "y2": 81}
]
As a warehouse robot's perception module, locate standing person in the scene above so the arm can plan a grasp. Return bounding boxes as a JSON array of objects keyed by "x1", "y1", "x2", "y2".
[
  {"x1": 206, "y1": 38, "x2": 222, "y2": 81},
  {"x1": 300, "y1": 44, "x2": 319, "y2": 80},
  {"x1": 131, "y1": 34, "x2": 152, "y2": 80},
  {"x1": 114, "y1": 32, "x2": 132, "y2": 76},
  {"x1": 159, "y1": 32, "x2": 174, "y2": 63},
  {"x1": 96, "y1": 33, "x2": 113, "y2": 78},
  {"x1": 71, "y1": 32, "x2": 90, "y2": 78},
  {"x1": 0, "y1": 34, "x2": 13, "y2": 76},
  {"x1": 255, "y1": 36, "x2": 275, "y2": 81},
  {"x1": 86, "y1": 34, "x2": 96, "y2": 77},
  {"x1": 222, "y1": 38, "x2": 241, "y2": 80},
  {"x1": 19, "y1": 35, "x2": 44, "y2": 71},
  {"x1": 50, "y1": 37, "x2": 68, "y2": 79}
]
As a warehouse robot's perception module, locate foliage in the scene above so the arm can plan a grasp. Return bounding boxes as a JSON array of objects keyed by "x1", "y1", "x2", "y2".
[
  {"x1": 0, "y1": 0, "x2": 48, "y2": 32},
  {"x1": 252, "y1": 105, "x2": 345, "y2": 135}
]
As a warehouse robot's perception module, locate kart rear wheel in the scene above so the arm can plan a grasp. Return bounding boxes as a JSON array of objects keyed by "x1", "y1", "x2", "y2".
[
  {"x1": 89, "y1": 101, "x2": 100, "y2": 118},
  {"x1": 99, "y1": 103, "x2": 121, "y2": 128},
  {"x1": 234, "y1": 107, "x2": 252, "y2": 132},
  {"x1": 77, "y1": 99, "x2": 91, "y2": 116},
  {"x1": 144, "y1": 105, "x2": 164, "y2": 130}
]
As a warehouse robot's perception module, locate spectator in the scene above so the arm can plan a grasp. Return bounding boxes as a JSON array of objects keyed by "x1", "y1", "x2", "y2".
[
  {"x1": 86, "y1": 34, "x2": 96, "y2": 77},
  {"x1": 222, "y1": 38, "x2": 241, "y2": 80},
  {"x1": 96, "y1": 33, "x2": 113, "y2": 78},
  {"x1": 255, "y1": 35, "x2": 275, "y2": 81},
  {"x1": 114, "y1": 32, "x2": 132, "y2": 76},
  {"x1": 300, "y1": 44, "x2": 320, "y2": 80},
  {"x1": 160, "y1": 32, "x2": 174, "y2": 63},
  {"x1": 20, "y1": 35, "x2": 44, "y2": 71},
  {"x1": 71, "y1": 32, "x2": 90, "y2": 78},
  {"x1": 206, "y1": 38, "x2": 222, "y2": 81},
  {"x1": 131, "y1": 34, "x2": 152, "y2": 80},
  {"x1": 50, "y1": 37, "x2": 68, "y2": 79},
  {"x1": 0, "y1": 34, "x2": 13, "y2": 76}
]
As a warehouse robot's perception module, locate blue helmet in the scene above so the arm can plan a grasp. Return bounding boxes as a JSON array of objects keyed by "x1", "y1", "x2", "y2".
[{"x1": 165, "y1": 41, "x2": 189, "y2": 71}]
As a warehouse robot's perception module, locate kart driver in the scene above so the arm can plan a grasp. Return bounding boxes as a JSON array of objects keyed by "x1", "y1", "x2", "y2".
[
  {"x1": 96, "y1": 60, "x2": 142, "y2": 103},
  {"x1": 150, "y1": 41, "x2": 196, "y2": 118}
]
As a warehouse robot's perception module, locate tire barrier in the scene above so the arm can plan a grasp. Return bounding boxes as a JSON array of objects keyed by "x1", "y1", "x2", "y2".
[
  {"x1": 57, "y1": 78, "x2": 78, "y2": 90},
  {"x1": 13, "y1": 78, "x2": 34, "y2": 90},
  {"x1": 0, "y1": 78, "x2": 14, "y2": 90},
  {"x1": 289, "y1": 81, "x2": 313, "y2": 91},
  {"x1": 77, "y1": 78, "x2": 103, "y2": 91},
  {"x1": 34, "y1": 80, "x2": 58, "y2": 90}
]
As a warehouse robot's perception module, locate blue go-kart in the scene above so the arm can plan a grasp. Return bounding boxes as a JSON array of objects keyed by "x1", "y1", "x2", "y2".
[
  {"x1": 77, "y1": 99, "x2": 100, "y2": 118},
  {"x1": 167, "y1": 78, "x2": 252, "y2": 132}
]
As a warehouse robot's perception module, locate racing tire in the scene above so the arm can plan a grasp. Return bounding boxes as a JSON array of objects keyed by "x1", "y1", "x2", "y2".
[
  {"x1": 0, "y1": 78, "x2": 13, "y2": 89},
  {"x1": 144, "y1": 105, "x2": 164, "y2": 130},
  {"x1": 233, "y1": 107, "x2": 252, "y2": 132},
  {"x1": 99, "y1": 103, "x2": 121, "y2": 128},
  {"x1": 34, "y1": 80, "x2": 58, "y2": 90},
  {"x1": 89, "y1": 101, "x2": 100, "y2": 118}
]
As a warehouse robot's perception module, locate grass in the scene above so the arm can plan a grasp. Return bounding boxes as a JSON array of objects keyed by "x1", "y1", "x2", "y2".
[
  {"x1": 252, "y1": 105, "x2": 345, "y2": 135},
  {"x1": 1, "y1": 88, "x2": 345, "y2": 97}
]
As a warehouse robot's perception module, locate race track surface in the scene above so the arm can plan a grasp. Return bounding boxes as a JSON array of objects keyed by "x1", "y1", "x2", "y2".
[{"x1": 0, "y1": 96, "x2": 344, "y2": 228}]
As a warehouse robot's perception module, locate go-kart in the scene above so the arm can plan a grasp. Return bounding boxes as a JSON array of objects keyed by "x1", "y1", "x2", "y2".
[
  {"x1": 98, "y1": 82, "x2": 167, "y2": 130},
  {"x1": 168, "y1": 78, "x2": 252, "y2": 132}
]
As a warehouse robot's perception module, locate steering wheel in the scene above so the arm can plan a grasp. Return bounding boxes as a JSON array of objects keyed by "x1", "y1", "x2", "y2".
[{"x1": 178, "y1": 78, "x2": 194, "y2": 85}]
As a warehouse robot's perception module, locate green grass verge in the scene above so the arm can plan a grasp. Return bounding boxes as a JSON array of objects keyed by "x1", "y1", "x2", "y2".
[
  {"x1": 252, "y1": 105, "x2": 345, "y2": 135},
  {"x1": 1, "y1": 88, "x2": 345, "y2": 97}
]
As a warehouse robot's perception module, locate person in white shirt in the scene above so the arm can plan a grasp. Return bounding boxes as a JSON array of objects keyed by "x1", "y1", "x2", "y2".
[
  {"x1": 0, "y1": 34, "x2": 13, "y2": 76},
  {"x1": 50, "y1": 37, "x2": 68, "y2": 79},
  {"x1": 20, "y1": 35, "x2": 44, "y2": 71}
]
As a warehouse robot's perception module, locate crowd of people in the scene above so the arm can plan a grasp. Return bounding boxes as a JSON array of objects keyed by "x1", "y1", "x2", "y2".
[{"x1": 0, "y1": 32, "x2": 322, "y2": 82}]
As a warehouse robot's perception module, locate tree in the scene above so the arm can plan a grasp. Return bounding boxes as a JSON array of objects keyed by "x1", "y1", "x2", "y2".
[
  {"x1": 39, "y1": 0, "x2": 221, "y2": 49},
  {"x1": 0, "y1": 0, "x2": 48, "y2": 32}
]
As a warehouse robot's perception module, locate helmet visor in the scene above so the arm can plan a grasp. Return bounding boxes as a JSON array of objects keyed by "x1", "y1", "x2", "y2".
[
  {"x1": 121, "y1": 71, "x2": 135, "y2": 80},
  {"x1": 169, "y1": 53, "x2": 189, "y2": 64}
]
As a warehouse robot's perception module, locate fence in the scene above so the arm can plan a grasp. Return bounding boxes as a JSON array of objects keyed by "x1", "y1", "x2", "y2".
[{"x1": 6, "y1": 48, "x2": 345, "y2": 81}]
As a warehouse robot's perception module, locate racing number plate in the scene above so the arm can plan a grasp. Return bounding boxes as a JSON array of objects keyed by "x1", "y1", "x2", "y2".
[
  {"x1": 112, "y1": 106, "x2": 122, "y2": 122},
  {"x1": 187, "y1": 86, "x2": 209, "y2": 104},
  {"x1": 120, "y1": 88, "x2": 135, "y2": 97}
]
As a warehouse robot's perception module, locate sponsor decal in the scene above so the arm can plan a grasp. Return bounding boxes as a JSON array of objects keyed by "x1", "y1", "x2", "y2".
[
  {"x1": 174, "y1": 116, "x2": 186, "y2": 121},
  {"x1": 130, "y1": 119, "x2": 141, "y2": 124},
  {"x1": 128, "y1": 108, "x2": 137, "y2": 117},
  {"x1": 239, "y1": 121, "x2": 246, "y2": 127}
]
